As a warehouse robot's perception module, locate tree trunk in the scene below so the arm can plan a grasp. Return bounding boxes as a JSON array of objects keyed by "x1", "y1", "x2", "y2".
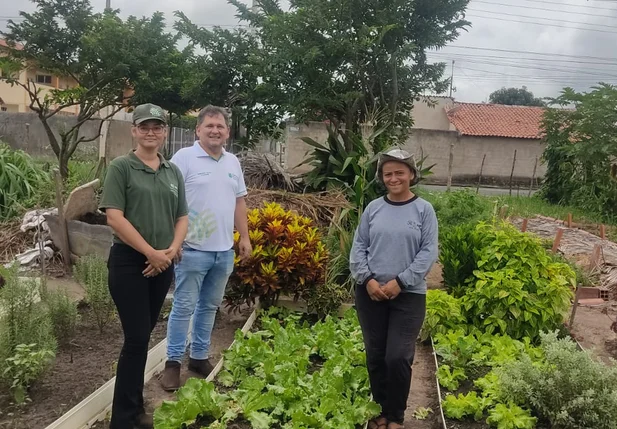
[
  {"x1": 390, "y1": 53, "x2": 399, "y2": 123},
  {"x1": 59, "y1": 151, "x2": 71, "y2": 181}
]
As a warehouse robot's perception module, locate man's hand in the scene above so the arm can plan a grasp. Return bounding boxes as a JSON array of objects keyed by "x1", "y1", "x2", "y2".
[
  {"x1": 382, "y1": 279, "x2": 402, "y2": 300},
  {"x1": 238, "y1": 236, "x2": 252, "y2": 260},
  {"x1": 172, "y1": 246, "x2": 183, "y2": 264},
  {"x1": 367, "y1": 279, "x2": 389, "y2": 301}
]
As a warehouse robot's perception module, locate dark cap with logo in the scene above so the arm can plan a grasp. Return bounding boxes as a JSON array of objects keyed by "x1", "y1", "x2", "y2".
[{"x1": 132, "y1": 103, "x2": 167, "y2": 125}]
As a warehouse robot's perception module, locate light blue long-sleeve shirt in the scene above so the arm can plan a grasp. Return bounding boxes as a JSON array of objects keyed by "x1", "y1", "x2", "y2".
[{"x1": 349, "y1": 195, "x2": 439, "y2": 294}]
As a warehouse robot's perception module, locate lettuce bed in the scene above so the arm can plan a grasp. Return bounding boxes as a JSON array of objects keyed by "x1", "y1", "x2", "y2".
[{"x1": 154, "y1": 307, "x2": 380, "y2": 429}]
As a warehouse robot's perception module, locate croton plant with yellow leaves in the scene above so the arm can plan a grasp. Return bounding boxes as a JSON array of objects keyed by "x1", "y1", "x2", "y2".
[{"x1": 225, "y1": 202, "x2": 329, "y2": 309}]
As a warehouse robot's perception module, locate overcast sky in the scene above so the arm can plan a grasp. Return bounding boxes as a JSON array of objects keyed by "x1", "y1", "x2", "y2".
[{"x1": 2, "y1": 0, "x2": 617, "y2": 103}]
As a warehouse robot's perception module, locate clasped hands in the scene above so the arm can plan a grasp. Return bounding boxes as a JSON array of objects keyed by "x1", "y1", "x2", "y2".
[
  {"x1": 143, "y1": 247, "x2": 180, "y2": 278},
  {"x1": 366, "y1": 278, "x2": 401, "y2": 301}
]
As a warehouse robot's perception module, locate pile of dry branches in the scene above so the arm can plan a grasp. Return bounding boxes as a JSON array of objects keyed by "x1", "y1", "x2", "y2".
[
  {"x1": 0, "y1": 220, "x2": 32, "y2": 264},
  {"x1": 238, "y1": 151, "x2": 296, "y2": 191},
  {"x1": 246, "y1": 188, "x2": 349, "y2": 226}
]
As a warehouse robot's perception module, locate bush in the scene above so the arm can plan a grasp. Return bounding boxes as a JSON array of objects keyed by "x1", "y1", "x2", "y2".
[
  {"x1": 0, "y1": 266, "x2": 57, "y2": 364},
  {"x1": 420, "y1": 290, "x2": 465, "y2": 342},
  {"x1": 497, "y1": 331, "x2": 617, "y2": 429},
  {"x1": 426, "y1": 189, "x2": 493, "y2": 233},
  {"x1": 439, "y1": 221, "x2": 575, "y2": 341},
  {"x1": 226, "y1": 202, "x2": 328, "y2": 309},
  {"x1": 3, "y1": 343, "x2": 55, "y2": 404},
  {"x1": 0, "y1": 144, "x2": 51, "y2": 220},
  {"x1": 75, "y1": 255, "x2": 115, "y2": 333},
  {"x1": 305, "y1": 282, "x2": 351, "y2": 320},
  {"x1": 323, "y1": 211, "x2": 357, "y2": 293},
  {"x1": 45, "y1": 289, "x2": 79, "y2": 346}
]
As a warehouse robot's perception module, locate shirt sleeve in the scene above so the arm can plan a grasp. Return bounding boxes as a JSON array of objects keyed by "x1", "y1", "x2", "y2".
[
  {"x1": 174, "y1": 165, "x2": 188, "y2": 218},
  {"x1": 236, "y1": 158, "x2": 248, "y2": 197},
  {"x1": 396, "y1": 204, "x2": 439, "y2": 290},
  {"x1": 349, "y1": 208, "x2": 374, "y2": 287},
  {"x1": 99, "y1": 162, "x2": 126, "y2": 212}
]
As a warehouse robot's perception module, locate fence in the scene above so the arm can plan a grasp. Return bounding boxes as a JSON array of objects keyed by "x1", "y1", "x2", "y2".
[{"x1": 166, "y1": 127, "x2": 196, "y2": 156}]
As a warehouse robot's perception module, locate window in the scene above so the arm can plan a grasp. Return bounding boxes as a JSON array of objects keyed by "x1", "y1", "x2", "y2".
[
  {"x1": 36, "y1": 74, "x2": 52, "y2": 85},
  {"x1": 1, "y1": 107, "x2": 7, "y2": 112}
]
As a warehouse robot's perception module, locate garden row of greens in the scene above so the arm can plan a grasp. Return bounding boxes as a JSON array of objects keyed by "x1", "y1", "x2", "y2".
[
  {"x1": 154, "y1": 307, "x2": 379, "y2": 429},
  {"x1": 421, "y1": 219, "x2": 617, "y2": 429},
  {"x1": 0, "y1": 255, "x2": 115, "y2": 404}
]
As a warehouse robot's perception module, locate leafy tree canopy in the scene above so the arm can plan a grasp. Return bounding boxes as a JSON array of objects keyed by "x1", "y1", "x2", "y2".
[{"x1": 489, "y1": 86, "x2": 546, "y2": 107}]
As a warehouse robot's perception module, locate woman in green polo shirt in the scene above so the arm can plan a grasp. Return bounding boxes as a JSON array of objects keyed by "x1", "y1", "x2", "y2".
[{"x1": 100, "y1": 103, "x2": 188, "y2": 429}]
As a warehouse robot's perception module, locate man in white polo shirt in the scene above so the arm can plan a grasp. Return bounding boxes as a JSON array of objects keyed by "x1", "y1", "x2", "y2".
[{"x1": 160, "y1": 105, "x2": 251, "y2": 391}]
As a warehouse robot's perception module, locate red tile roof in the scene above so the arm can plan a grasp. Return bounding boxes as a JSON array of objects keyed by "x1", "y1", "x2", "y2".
[
  {"x1": 0, "y1": 39, "x2": 24, "y2": 50},
  {"x1": 445, "y1": 103, "x2": 545, "y2": 139}
]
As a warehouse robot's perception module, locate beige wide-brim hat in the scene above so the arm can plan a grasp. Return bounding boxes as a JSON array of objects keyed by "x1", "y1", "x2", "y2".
[{"x1": 376, "y1": 148, "x2": 420, "y2": 186}]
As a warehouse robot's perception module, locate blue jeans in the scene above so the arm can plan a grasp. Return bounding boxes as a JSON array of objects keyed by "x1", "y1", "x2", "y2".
[{"x1": 166, "y1": 247, "x2": 234, "y2": 363}]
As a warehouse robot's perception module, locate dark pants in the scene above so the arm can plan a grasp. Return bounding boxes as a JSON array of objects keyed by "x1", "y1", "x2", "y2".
[
  {"x1": 355, "y1": 284, "x2": 426, "y2": 424},
  {"x1": 108, "y1": 244, "x2": 173, "y2": 429}
]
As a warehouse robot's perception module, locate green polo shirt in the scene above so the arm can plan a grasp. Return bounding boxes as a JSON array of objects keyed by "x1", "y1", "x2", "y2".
[{"x1": 100, "y1": 151, "x2": 188, "y2": 250}]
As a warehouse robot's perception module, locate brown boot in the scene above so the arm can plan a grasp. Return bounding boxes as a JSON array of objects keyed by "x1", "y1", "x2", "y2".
[
  {"x1": 188, "y1": 357, "x2": 214, "y2": 377},
  {"x1": 134, "y1": 412, "x2": 153, "y2": 429},
  {"x1": 160, "y1": 361, "x2": 181, "y2": 391}
]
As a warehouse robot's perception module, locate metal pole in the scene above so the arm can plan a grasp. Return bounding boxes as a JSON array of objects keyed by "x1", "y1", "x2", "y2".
[
  {"x1": 449, "y1": 60, "x2": 455, "y2": 98},
  {"x1": 105, "y1": 0, "x2": 111, "y2": 9}
]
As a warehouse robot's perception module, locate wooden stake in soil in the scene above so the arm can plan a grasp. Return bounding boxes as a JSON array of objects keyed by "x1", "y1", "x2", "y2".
[
  {"x1": 528, "y1": 156, "x2": 538, "y2": 197},
  {"x1": 509, "y1": 149, "x2": 517, "y2": 196},
  {"x1": 567, "y1": 213, "x2": 572, "y2": 228},
  {"x1": 521, "y1": 218, "x2": 528, "y2": 232},
  {"x1": 476, "y1": 154, "x2": 486, "y2": 194},
  {"x1": 54, "y1": 169, "x2": 72, "y2": 274},
  {"x1": 447, "y1": 141, "x2": 455, "y2": 191},
  {"x1": 588, "y1": 244, "x2": 602, "y2": 272},
  {"x1": 499, "y1": 205, "x2": 509, "y2": 219},
  {"x1": 552, "y1": 228, "x2": 564, "y2": 253},
  {"x1": 569, "y1": 286, "x2": 581, "y2": 329},
  {"x1": 600, "y1": 224, "x2": 606, "y2": 240}
]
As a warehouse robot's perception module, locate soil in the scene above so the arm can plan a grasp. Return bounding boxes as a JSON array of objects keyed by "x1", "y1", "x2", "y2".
[
  {"x1": 0, "y1": 302, "x2": 170, "y2": 429},
  {"x1": 426, "y1": 263, "x2": 443, "y2": 290},
  {"x1": 569, "y1": 304, "x2": 617, "y2": 364},
  {"x1": 406, "y1": 342, "x2": 442, "y2": 429},
  {"x1": 90, "y1": 306, "x2": 253, "y2": 428}
]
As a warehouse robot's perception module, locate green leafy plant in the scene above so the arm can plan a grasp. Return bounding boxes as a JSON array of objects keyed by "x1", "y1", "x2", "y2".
[
  {"x1": 0, "y1": 144, "x2": 51, "y2": 220},
  {"x1": 155, "y1": 308, "x2": 380, "y2": 428},
  {"x1": 324, "y1": 210, "x2": 357, "y2": 293},
  {"x1": 497, "y1": 331, "x2": 617, "y2": 429},
  {"x1": 442, "y1": 391, "x2": 491, "y2": 421},
  {"x1": 75, "y1": 255, "x2": 115, "y2": 333},
  {"x1": 2, "y1": 343, "x2": 55, "y2": 404},
  {"x1": 440, "y1": 221, "x2": 575, "y2": 341},
  {"x1": 437, "y1": 364, "x2": 467, "y2": 391},
  {"x1": 486, "y1": 403, "x2": 536, "y2": 429},
  {"x1": 420, "y1": 289, "x2": 466, "y2": 341},
  {"x1": 412, "y1": 407, "x2": 433, "y2": 420},
  {"x1": 0, "y1": 265, "x2": 56, "y2": 367},
  {"x1": 304, "y1": 282, "x2": 351, "y2": 320},
  {"x1": 45, "y1": 289, "x2": 80, "y2": 347},
  {"x1": 227, "y1": 202, "x2": 328, "y2": 309},
  {"x1": 423, "y1": 189, "x2": 492, "y2": 236}
]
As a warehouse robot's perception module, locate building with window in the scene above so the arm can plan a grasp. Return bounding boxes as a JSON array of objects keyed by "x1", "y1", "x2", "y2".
[{"x1": 0, "y1": 39, "x2": 79, "y2": 114}]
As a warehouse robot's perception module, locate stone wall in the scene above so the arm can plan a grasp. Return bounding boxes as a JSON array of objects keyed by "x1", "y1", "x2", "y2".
[
  {"x1": 0, "y1": 112, "x2": 132, "y2": 160},
  {"x1": 284, "y1": 121, "x2": 547, "y2": 186}
]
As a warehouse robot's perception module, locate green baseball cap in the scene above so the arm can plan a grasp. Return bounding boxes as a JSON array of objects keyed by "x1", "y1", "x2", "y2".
[{"x1": 132, "y1": 103, "x2": 167, "y2": 125}]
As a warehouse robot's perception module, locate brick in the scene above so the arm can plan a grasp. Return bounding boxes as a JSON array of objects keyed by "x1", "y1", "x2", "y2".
[
  {"x1": 578, "y1": 298, "x2": 606, "y2": 306},
  {"x1": 578, "y1": 287, "x2": 600, "y2": 300}
]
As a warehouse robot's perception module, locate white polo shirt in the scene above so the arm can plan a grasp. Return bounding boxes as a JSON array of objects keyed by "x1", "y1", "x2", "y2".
[{"x1": 170, "y1": 141, "x2": 247, "y2": 252}]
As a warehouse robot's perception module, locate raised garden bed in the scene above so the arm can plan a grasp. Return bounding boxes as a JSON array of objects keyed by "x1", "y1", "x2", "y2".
[
  {"x1": 0, "y1": 303, "x2": 168, "y2": 429},
  {"x1": 153, "y1": 300, "x2": 378, "y2": 429}
]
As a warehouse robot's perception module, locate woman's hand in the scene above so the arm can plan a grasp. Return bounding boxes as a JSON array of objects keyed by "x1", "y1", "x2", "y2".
[
  {"x1": 142, "y1": 249, "x2": 172, "y2": 277},
  {"x1": 382, "y1": 279, "x2": 402, "y2": 300},
  {"x1": 367, "y1": 279, "x2": 389, "y2": 301}
]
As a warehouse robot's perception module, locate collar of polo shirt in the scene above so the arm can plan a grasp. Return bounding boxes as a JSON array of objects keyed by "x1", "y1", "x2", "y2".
[
  {"x1": 193, "y1": 141, "x2": 226, "y2": 161},
  {"x1": 127, "y1": 150, "x2": 171, "y2": 171}
]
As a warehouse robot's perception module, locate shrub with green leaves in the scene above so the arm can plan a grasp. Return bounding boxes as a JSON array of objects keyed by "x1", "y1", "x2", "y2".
[
  {"x1": 423, "y1": 189, "x2": 493, "y2": 233},
  {"x1": 0, "y1": 144, "x2": 51, "y2": 220},
  {"x1": 3, "y1": 343, "x2": 55, "y2": 404},
  {"x1": 45, "y1": 289, "x2": 80, "y2": 347},
  {"x1": 75, "y1": 255, "x2": 115, "y2": 333},
  {"x1": 439, "y1": 221, "x2": 575, "y2": 341},
  {"x1": 497, "y1": 331, "x2": 617, "y2": 429},
  {"x1": 305, "y1": 282, "x2": 351, "y2": 320},
  {"x1": 420, "y1": 289, "x2": 465, "y2": 341},
  {"x1": 0, "y1": 265, "x2": 57, "y2": 366}
]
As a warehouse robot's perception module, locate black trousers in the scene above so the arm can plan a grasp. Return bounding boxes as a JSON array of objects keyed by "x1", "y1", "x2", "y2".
[
  {"x1": 108, "y1": 244, "x2": 173, "y2": 429},
  {"x1": 355, "y1": 284, "x2": 426, "y2": 424}
]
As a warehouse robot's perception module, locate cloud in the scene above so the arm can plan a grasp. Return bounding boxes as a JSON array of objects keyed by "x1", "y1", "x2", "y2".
[{"x1": 3, "y1": 0, "x2": 616, "y2": 103}]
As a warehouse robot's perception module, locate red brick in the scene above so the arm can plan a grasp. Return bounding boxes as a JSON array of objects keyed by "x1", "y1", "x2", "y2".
[
  {"x1": 578, "y1": 287, "x2": 600, "y2": 300},
  {"x1": 578, "y1": 298, "x2": 606, "y2": 306}
]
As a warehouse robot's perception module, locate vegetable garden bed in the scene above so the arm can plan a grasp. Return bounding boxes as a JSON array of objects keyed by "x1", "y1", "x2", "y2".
[{"x1": 153, "y1": 301, "x2": 378, "y2": 429}]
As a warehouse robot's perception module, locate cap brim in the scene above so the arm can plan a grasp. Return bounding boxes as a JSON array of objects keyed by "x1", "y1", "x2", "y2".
[{"x1": 134, "y1": 116, "x2": 167, "y2": 125}]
